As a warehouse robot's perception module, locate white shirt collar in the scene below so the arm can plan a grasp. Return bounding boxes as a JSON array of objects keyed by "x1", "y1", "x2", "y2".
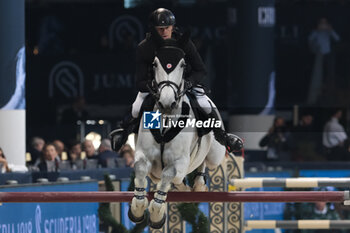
[{"x1": 314, "y1": 205, "x2": 328, "y2": 215}]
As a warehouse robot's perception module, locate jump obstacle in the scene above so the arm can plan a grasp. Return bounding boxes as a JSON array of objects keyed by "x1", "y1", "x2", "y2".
[
  {"x1": 230, "y1": 177, "x2": 350, "y2": 188},
  {"x1": 0, "y1": 191, "x2": 348, "y2": 203},
  {"x1": 245, "y1": 220, "x2": 350, "y2": 229},
  {"x1": 227, "y1": 167, "x2": 350, "y2": 231},
  {"x1": 2, "y1": 156, "x2": 350, "y2": 232}
]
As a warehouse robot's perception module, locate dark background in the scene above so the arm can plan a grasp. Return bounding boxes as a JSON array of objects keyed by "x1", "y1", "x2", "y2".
[{"x1": 25, "y1": 0, "x2": 350, "y2": 142}]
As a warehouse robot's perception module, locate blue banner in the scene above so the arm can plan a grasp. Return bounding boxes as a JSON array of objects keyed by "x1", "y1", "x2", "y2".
[
  {"x1": 299, "y1": 170, "x2": 350, "y2": 178},
  {"x1": 0, "y1": 182, "x2": 98, "y2": 233}
]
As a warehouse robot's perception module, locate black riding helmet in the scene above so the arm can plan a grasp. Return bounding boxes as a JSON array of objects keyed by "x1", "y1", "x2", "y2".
[{"x1": 149, "y1": 8, "x2": 176, "y2": 27}]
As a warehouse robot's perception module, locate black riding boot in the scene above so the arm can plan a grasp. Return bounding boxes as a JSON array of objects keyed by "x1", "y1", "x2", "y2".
[
  {"x1": 109, "y1": 113, "x2": 138, "y2": 152},
  {"x1": 208, "y1": 109, "x2": 243, "y2": 153}
]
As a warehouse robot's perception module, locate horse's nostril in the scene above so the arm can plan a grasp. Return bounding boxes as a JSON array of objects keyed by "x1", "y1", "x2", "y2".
[
  {"x1": 158, "y1": 102, "x2": 164, "y2": 109},
  {"x1": 171, "y1": 102, "x2": 177, "y2": 109}
]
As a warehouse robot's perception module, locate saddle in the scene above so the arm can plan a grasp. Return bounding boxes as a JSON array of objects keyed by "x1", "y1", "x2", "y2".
[{"x1": 186, "y1": 90, "x2": 211, "y2": 138}]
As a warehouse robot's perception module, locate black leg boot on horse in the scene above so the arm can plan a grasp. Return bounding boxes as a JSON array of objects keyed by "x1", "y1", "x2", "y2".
[
  {"x1": 209, "y1": 108, "x2": 244, "y2": 153},
  {"x1": 109, "y1": 112, "x2": 139, "y2": 152}
]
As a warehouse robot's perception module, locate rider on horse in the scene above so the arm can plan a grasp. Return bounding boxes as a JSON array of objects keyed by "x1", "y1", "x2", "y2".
[{"x1": 110, "y1": 8, "x2": 243, "y2": 153}]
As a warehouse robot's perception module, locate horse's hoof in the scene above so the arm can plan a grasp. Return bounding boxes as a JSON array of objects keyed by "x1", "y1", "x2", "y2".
[
  {"x1": 149, "y1": 213, "x2": 166, "y2": 229},
  {"x1": 128, "y1": 208, "x2": 146, "y2": 224},
  {"x1": 193, "y1": 184, "x2": 208, "y2": 192}
]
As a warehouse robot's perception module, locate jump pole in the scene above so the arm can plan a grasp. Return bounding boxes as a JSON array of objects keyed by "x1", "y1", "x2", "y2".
[
  {"x1": 245, "y1": 220, "x2": 350, "y2": 229},
  {"x1": 0, "y1": 191, "x2": 348, "y2": 203},
  {"x1": 230, "y1": 178, "x2": 350, "y2": 188}
]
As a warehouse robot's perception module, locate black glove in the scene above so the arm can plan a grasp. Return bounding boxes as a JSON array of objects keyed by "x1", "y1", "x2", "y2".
[{"x1": 109, "y1": 129, "x2": 124, "y2": 152}]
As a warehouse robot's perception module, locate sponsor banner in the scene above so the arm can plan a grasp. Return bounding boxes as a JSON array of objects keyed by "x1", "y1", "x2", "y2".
[
  {"x1": 0, "y1": 182, "x2": 98, "y2": 233},
  {"x1": 27, "y1": 54, "x2": 136, "y2": 106},
  {"x1": 26, "y1": 5, "x2": 231, "y2": 113}
]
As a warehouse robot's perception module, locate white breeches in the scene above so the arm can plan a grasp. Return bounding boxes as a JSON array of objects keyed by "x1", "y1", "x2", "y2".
[
  {"x1": 193, "y1": 87, "x2": 213, "y2": 114},
  {"x1": 132, "y1": 92, "x2": 149, "y2": 118},
  {"x1": 131, "y1": 88, "x2": 214, "y2": 118}
]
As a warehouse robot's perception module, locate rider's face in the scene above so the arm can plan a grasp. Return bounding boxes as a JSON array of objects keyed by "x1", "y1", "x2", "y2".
[{"x1": 155, "y1": 26, "x2": 173, "y2": 39}]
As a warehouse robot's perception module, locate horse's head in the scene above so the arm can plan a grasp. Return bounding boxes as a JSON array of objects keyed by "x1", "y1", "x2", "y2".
[{"x1": 150, "y1": 33, "x2": 190, "y2": 112}]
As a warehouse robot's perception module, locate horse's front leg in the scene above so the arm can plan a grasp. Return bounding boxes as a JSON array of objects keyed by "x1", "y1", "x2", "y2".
[
  {"x1": 148, "y1": 165, "x2": 175, "y2": 229},
  {"x1": 128, "y1": 151, "x2": 152, "y2": 223},
  {"x1": 148, "y1": 158, "x2": 188, "y2": 229}
]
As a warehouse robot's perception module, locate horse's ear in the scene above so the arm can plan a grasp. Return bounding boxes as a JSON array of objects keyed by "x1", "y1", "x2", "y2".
[
  {"x1": 177, "y1": 29, "x2": 191, "y2": 50},
  {"x1": 150, "y1": 27, "x2": 164, "y2": 48}
]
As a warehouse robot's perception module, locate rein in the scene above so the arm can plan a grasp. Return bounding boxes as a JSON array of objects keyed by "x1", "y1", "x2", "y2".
[
  {"x1": 147, "y1": 79, "x2": 188, "y2": 103},
  {"x1": 157, "y1": 80, "x2": 183, "y2": 102},
  {"x1": 145, "y1": 78, "x2": 190, "y2": 169}
]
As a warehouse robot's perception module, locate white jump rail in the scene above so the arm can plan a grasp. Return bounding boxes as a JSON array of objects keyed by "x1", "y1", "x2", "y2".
[
  {"x1": 230, "y1": 178, "x2": 350, "y2": 188},
  {"x1": 245, "y1": 220, "x2": 350, "y2": 230}
]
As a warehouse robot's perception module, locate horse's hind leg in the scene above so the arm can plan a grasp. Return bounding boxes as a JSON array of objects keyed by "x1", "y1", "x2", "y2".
[
  {"x1": 148, "y1": 165, "x2": 177, "y2": 229},
  {"x1": 193, "y1": 162, "x2": 208, "y2": 191},
  {"x1": 129, "y1": 152, "x2": 151, "y2": 223},
  {"x1": 172, "y1": 179, "x2": 192, "y2": 191}
]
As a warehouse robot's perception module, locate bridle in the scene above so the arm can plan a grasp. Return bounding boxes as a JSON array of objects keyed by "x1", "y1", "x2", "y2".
[
  {"x1": 147, "y1": 60, "x2": 188, "y2": 106},
  {"x1": 155, "y1": 79, "x2": 187, "y2": 101}
]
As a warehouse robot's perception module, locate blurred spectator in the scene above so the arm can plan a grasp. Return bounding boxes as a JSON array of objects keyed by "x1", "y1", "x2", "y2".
[
  {"x1": 82, "y1": 140, "x2": 98, "y2": 159},
  {"x1": 322, "y1": 109, "x2": 348, "y2": 161},
  {"x1": 68, "y1": 141, "x2": 83, "y2": 170},
  {"x1": 120, "y1": 143, "x2": 133, "y2": 155},
  {"x1": 38, "y1": 143, "x2": 61, "y2": 172},
  {"x1": 97, "y1": 139, "x2": 119, "y2": 168},
  {"x1": 309, "y1": 17, "x2": 340, "y2": 57},
  {"x1": 121, "y1": 149, "x2": 135, "y2": 168},
  {"x1": 292, "y1": 113, "x2": 319, "y2": 161},
  {"x1": 27, "y1": 137, "x2": 45, "y2": 165},
  {"x1": 285, "y1": 201, "x2": 342, "y2": 233},
  {"x1": 59, "y1": 97, "x2": 89, "y2": 143},
  {"x1": 53, "y1": 139, "x2": 66, "y2": 160},
  {"x1": 61, "y1": 96, "x2": 88, "y2": 124},
  {"x1": 259, "y1": 117, "x2": 291, "y2": 161},
  {"x1": 285, "y1": 187, "x2": 343, "y2": 233},
  {"x1": 0, "y1": 148, "x2": 11, "y2": 173},
  {"x1": 301, "y1": 201, "x2": 343, "y2": 233},
  {"x1": 308, "y1": 17, "x2": 340, "y2": 104}
]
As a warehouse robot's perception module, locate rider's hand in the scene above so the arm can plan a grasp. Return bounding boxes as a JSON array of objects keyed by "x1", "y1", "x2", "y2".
[{"x1": 233, "y1": 137, "x2": 244, "y2": 151}]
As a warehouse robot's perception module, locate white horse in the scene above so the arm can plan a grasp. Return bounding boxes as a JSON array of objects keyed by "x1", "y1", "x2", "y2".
[{"x1": 128, "y1": 39, "x2": 227, "y2": 229}]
